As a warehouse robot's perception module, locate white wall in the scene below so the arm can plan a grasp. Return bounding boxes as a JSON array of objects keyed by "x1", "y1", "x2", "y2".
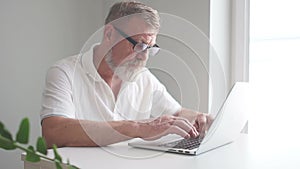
[
  {"x1": 209, "y1": 0, "x2": 248, "y2": 131},
  {"x1": 231, "y1": 0, "x2": 250, "y2": 84},
  {"x1": 145, "y1": 0, "x2": 210, "y2": 113},
  {"x1": 0, "y1": 0, "x2": 104, "y2": 168},
  {"x1": 209, "y1": 0, "x2": 232, "y2": 115}
]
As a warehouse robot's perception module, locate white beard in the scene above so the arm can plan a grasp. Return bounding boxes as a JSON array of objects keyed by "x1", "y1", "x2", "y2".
[{"x1": 105, "y1": 51, "x2": 146, "y2": 82}]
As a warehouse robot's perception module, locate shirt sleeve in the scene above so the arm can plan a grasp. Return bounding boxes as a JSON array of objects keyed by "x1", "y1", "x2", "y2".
[
  {"x1": 40, "y1": 66, "x2": 75, "y2": 122},
  {"x1": 148, "y1": 73, "x2": 182, "y2": 117}
]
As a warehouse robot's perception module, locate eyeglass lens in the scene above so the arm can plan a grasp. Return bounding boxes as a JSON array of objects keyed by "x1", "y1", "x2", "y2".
[{"x1": 134, "y1": 43, "x2": 160, "y2": 56}]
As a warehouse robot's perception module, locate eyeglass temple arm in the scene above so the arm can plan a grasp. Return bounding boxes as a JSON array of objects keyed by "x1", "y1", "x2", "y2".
[{"x1": 113, "y1": 26, "x2": 137, "y2": 46}]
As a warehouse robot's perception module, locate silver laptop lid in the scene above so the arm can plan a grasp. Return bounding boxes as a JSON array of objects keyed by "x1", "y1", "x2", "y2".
[{"x1": 196, "y1": 82, "x2": 249, "y2": 154}]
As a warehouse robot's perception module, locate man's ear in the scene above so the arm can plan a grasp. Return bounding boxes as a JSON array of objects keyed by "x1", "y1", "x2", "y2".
[{"x1": 104, "y1": 24, "x2": 114, "y2": 41}]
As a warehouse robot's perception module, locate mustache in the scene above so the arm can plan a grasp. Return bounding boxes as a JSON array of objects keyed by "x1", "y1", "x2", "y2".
[
  {"x1": 105, "y1": 53, "x2": 146, "y2": 71},
  {"x1": 106, "y1": 56, "x2": 146, "y2": 82},
  {"x1": 122, "y1": 58, "x2": 146, "y2": 68}
]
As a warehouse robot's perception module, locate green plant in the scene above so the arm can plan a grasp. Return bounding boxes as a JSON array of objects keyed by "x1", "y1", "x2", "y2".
[{"x1": 0, "y1": 118, "x2": 79, "y2": 169}]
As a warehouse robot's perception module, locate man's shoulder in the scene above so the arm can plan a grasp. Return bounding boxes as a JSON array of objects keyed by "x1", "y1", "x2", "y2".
[
  {"x1": 50, "y1": 55, "x2": 80, "y2": 71},
  {"x1": 135, "y1": 68, "x2": 153, "y2": 79},
  {"x1": 136, "y1": 68, "x2": 163, "y2": 85}
]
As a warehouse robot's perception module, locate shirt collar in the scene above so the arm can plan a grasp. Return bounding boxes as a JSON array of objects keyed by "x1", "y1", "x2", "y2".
[{"x1": 80, "y1": 43, "x2": 102, "y2": 82}]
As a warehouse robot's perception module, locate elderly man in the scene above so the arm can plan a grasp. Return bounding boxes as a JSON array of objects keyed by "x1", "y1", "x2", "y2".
[{"x1": 41, "y1": 1, "x2": 212, "y2": 148}]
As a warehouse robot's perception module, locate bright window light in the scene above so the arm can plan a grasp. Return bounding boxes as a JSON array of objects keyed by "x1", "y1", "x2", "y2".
[{"x1": 250, "y1": 0, "x2": 300, "y2": 147}]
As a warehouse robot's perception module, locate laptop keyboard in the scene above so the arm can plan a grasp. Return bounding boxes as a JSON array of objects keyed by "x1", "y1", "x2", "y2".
[{"x1": 161, "y1": 137, "x2": 202, "y2": 150}]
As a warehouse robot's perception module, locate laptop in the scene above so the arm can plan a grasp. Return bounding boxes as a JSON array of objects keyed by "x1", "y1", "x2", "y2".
[{"x1": 128, "y1": 82, "x2": 249, "y2": 155}]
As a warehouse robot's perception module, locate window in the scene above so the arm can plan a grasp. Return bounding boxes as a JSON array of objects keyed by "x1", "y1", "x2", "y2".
[{"x1": 250, "y1": 0, "x2": 300, "y2": 144}]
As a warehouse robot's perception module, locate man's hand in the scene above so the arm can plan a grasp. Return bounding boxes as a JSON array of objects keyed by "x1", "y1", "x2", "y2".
[
  {"x1": 136, "y1": 115, "x2": 199, "y2": 141},
  {"x1": 193, "y1": 113, "x2": 213, "y2": 138},
  {"x1": 174, "y1": 108, "x2": 214, "y2": 138}
]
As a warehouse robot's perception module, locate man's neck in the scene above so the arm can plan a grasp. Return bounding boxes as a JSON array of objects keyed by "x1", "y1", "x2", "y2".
[
  {"x1": 93, "y1": 44, "x2": 113, "y2": 82},
  {"x1": 97, "y1": 61, "x2": 122, "y2": 100},
  {"x1": 93, "y1": 44, "x2": 122, "y2": 91},
  {"x1": 98, "y1": 61, "x2": 114, "y2": 82}
]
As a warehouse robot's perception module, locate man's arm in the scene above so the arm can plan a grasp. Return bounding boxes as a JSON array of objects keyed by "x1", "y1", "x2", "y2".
[
  {"x1": 42, "y1": 115, "x2": 199, "y2": 148},
  {"x1": 42, "y1": 116, "x2": 139, "y2": 148}
]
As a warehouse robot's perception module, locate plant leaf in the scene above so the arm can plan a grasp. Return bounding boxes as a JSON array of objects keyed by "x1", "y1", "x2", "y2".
[
  {"x1": 0, "y1": 121, "x2": 4, "y2": 132},
  {"x1": 55, "y1": 160, "x2": 63, "y2": 169},
  {"x1": 36, "y1": 137, "x2": 47, "y2": 155},
  {"x1": 0, "y1": 121, "x2": 13, "y2": 141},
  {"x1": 0, "y1": 135, "x2": 16, "y2": 150},
  {"x1": 16, "y1": 118, "x2": 30, "y2": 144},
  {"x1": 53, "y1": 145, "x2": 62, "y2": 163},
  {"x1": 0, "y1": 127, "x2": 13, "y2": 141},
  {"x1": 26, "y1": 146, "x2": 40, "y2": 162},
  {"x1": 0, "y1": 122, "x2": 15, "y2": 150}
]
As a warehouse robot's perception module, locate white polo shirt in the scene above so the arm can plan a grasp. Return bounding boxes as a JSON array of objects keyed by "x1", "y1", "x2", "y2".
[{"x1": 40, "y1": 45, "x2": 181, "y2": 122}]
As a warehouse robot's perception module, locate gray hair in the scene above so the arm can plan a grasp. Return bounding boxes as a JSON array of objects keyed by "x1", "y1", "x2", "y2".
[{"x1": 105, "y1": 1, "x2": 160, "y2": 31}]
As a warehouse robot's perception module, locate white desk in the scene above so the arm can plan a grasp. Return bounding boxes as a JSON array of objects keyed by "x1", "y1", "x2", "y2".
[
  {"x1": 22, "y1": 134, "x2": 247, "y2": 169},
  {"x1": 21, "y1": 133, "x2": 300, "y2": 169}
]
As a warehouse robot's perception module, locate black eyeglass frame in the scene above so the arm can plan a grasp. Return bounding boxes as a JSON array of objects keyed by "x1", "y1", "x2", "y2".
[{"x1": 113, "y1": 26, "x2": 160, "y2": 56}]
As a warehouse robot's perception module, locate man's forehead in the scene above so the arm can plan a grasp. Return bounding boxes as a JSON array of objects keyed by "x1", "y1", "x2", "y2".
[
  {"x1": 135, "y1": 33, "x2": 157, "y2": 38},
  {"x1": 132, "y1": 33, "x2": 156, "y2": 44}
]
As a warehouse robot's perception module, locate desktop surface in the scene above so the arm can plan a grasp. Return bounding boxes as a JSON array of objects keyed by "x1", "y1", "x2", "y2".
[
  {"x1": 22, "y1": 134, "x2": 250, "y2": 169},
  {"x1": 22, "y1": 133, "x2": 300, "y2": 169}
]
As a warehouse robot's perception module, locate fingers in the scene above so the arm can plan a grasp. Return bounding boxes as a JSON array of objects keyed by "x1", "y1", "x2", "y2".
[
  {"x1": 143, "y1": 125, "x2": 190, "y2": 141},
  {"x1": 143, "y1": 115, "x2": 199, "y2": 140},
  {"x1": 140, "y1": 114, "x2": 215, "y2": 141},
  {"x1": 206, "y1": 115, "x2": 214, "y2": 129},
  {"x1": 168, "y1": 125, "x2": 193, "y2": 139},
  {"x1": 198, "y1": 114, "x2": 207, "y2": 138},
  {"x1": 171, "y1": 116, "x2": 199, "y2": 137},
  {"x1": 194, "y1": 113, "x2": 213, "y2": 138}
]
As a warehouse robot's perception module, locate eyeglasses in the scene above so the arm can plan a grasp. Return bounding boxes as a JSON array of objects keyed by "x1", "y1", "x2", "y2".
[{"x1": 113, "y1": 26, "x2": 160, "y2": 56}]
